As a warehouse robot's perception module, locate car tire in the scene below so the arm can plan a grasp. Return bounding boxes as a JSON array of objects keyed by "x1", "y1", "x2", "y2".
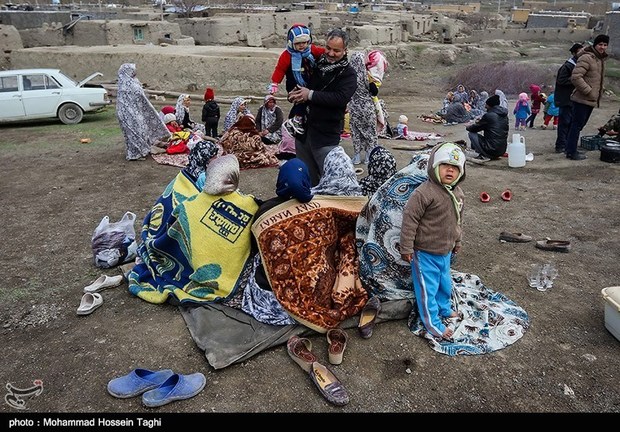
[{"x1": 58, "y1": 103, "x2": 83, "y2": 124}]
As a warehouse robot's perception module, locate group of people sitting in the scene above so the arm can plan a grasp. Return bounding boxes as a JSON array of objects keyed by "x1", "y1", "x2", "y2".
[{"x1": 438, "y1": 85, "x2": 508, "y2": 125}]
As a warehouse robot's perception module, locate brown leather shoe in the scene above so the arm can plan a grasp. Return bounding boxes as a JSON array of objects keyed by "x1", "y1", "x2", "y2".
[
  {"x1": 358, "y1": 296, "x2": 381, "y2": 339},
  {"x1": 535, "y1": 239, "x2": 571, "y2": 252},
  {"x1": 499, "y1": 231, "x2": 533, "y2": 243},
  {"x1": 326, "y1": 328, "x2": 348, "y2": 365}
]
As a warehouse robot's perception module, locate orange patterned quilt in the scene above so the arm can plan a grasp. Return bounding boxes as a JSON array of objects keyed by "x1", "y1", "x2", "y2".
[{"x1": 252, "y1": 196, "x2": 369, "y2": 332}]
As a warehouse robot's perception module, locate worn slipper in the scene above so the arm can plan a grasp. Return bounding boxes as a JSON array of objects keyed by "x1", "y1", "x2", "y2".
[
  {"x1": 84, "y1": 274, "x2": 124, "y2": 293},
  {"x1": 107, "y1": 368, "x2": 175, "y2": 399},
  {"x1": 142, "y1": 373, "x2": 206, "y2": 408},
  {"x1": 535, "y1": 239, "x2": 571, "y2": 253},
  {"x1": 479, "y1": 192, "x2": 491, "y2": 203},
  {"x1": 76, "y1": 292, "x2": 103, "y2": 316}
]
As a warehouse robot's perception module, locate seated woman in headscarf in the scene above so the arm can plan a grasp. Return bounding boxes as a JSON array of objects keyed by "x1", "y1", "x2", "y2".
[
  {"x1": 443, "y1": 100, "x2": 473, "y2": 124},
  {"x1": 223, "y1": 97, "x2": 252, "y2": 133},
  {"x1": 311, "y1": 146, "x2": 363, "y2": 197},
  {"x1": 129, "y1": 154, "x2": 261, "y2": 305},
  {"x1": 358, "y1": 146, "x2": 397, "y2": 198},
  {"x1": 256, "y1": 94, "x2": 284, "y2": 145},
  {"x1": 175, "y1": 94, "x2": 207, "y2": 136},
  {"x1": 470, "y1": 90, "x2": 489, "y2": 118},
  {"x1": 452, "y1": 84, "x2": 469, "y2": 104},
  {"x1": 219, "y1": 114, "x2": 279, "y2": 170}
]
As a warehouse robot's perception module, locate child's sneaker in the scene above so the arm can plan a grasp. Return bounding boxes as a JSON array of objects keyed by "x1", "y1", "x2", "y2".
[{"x1": 291, "y1": 117, "x2": 304, "y2": 135}]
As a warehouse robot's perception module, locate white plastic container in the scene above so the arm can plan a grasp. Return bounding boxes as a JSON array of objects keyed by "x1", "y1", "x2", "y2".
[
  {"x1": 508, "y1": 134, "x2": 526, "y2": 168},
  {"x1": 601, "y1": 286, "x2": 620, "y2": 342}
]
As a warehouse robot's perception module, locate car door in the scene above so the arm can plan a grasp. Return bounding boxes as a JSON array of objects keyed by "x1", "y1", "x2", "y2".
[
  {"x1": 20, "y1": 73, "x2": 63, "y2": 117},
  {"x1": 0, "y1": 74, "x2": 26, "y2": 120}
]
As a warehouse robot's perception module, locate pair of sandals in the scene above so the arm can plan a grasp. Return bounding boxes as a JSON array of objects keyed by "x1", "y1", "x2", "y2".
[
  {"x1": 480, "y1": 189, "x2": 512, "y2": 203},
  {"x1": 77, "y1": 275, "x2": 124, "y2": 316}
]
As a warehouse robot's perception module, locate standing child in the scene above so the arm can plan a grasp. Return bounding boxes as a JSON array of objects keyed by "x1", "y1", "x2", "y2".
[
  {"x1": 400, "y1": 142, "x2": 466, "y2": 340},
  {"x1": 202, "y1": 87, "x2": 220, "y2": 138},
  {"x1": 526, "y1": 84, "x2": 545, "y2": 128},
  {"x1": 269, "y1": 23, "x2": 325, "y2": 135},
  {"x1": 514, "y1": 92, "x2": 531, "y2": 130},
  {"x1": 542, "y1": 90, "x2": 559, "y2": 129}
]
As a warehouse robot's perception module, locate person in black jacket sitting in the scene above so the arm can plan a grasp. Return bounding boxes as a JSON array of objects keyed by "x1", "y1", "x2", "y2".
[
  {"x1": 287, "y1": 28, "x2": 357, "y2": 186},
  {"x1": 465, "y1": 94, "x2": 509, "y2": 160}
]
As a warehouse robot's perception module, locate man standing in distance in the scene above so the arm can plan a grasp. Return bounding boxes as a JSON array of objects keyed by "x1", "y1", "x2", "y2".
[
  {"x1": 288, "y1": 28, "x2": 357, "y2": 186},
  {"x1": 553, "y1": 42, "x2": 583, "y2": 154},
  {"x1": 565, "y1": 35, "x2": 609, "y2": 160}
]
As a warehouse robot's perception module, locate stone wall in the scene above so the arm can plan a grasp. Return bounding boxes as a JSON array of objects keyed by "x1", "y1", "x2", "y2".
[
  {"x1": 464, "y1": 27, "x2": 593, "y2": 43},
  {"x1": 18, "y1": 19, "x2": 185, "y2": 48}
]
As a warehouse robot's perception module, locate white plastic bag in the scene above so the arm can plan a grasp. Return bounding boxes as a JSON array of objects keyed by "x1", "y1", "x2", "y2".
[{"x1": 91, "y1": 211, "x2": 137, "y2": 269}]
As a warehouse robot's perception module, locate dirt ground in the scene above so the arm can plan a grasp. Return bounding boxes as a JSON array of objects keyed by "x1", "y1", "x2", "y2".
[{"x1": 1, "y1": 46, "x2": 619, "y2": 419}]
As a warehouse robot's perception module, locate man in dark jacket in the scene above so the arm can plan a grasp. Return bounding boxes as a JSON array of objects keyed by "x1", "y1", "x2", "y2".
[
  {"x1": 288, "y1": 28, "x2": 357, "y2": 186},
  {"x1": 465, "y1": 94, "x2": 509, "y2": 160},
  {"x1": 554, "y1": 43, "x2": 583, "y2": 153}
]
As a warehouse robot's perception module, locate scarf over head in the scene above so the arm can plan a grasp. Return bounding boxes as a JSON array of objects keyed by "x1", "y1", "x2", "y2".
[
  {"x1": 185, "y1": 140, "x2": 221, "y2": 181},
  {"x1": 311, "y1": 146, "x2": 363, "y2": 196},
  {"x1": 359, "y1": 146, "x2": 397, "y2": 197},
  {"x1": 175, "y1": 93, "x2": 190, "y2": 124},
  {"x1": 203, "y1": 154, "x2": 240, "y2": 196},
  {"x1": 276, "y1": 158, "x2": 313, "y2": 203}
]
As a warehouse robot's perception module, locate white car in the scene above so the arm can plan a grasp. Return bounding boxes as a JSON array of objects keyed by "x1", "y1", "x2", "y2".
[{"x1": 0, "y1": 68, "x2": 111, "y2": 125}]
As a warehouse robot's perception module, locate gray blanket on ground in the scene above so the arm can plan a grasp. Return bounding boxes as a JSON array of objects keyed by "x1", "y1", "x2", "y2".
[{"x1": 179, "y1": 300, "x2": 412, "y2": 370}]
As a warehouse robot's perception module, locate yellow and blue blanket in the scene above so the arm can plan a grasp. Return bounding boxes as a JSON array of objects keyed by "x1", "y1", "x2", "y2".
[{"x1": 129, "y1": 189, "x2": 259, "y2": 304}]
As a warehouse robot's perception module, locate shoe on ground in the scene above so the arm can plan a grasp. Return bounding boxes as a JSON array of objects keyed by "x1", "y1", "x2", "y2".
[
  {"x1": 309, "y1": 362, "x2": 349, "y2": 406},
  {"x1": 141, "y1": 373, "x2": 206, "y2": 408},
  {"x1": 358, "y1": 296, "x2": 381, "y2": 339},
  {"x1": 499, "y1": 231, "x2": 533, "y2": 243},
  {"x1": 554, "y1": 147, "x2": 565, "y2": 153},
  {"x1": 351, "y1": 153, "x2": 362, "y2": 165},
  {"x1": 541, "y1": 125, "x2": 547, "y2": 129},
  {"x1": 326, "y1": 328, "x2": 348, "y2": 365},
  {"x1": 535, "y1": 239, "x2": 571, "y2": 252},
  {"x1": 566, "y1": 152, "x2": 587, "y2": 160},
  {"x1": 107, "y1": 368, "x2": 175, "y2": 399},
  {"x1": 553, "y1": 125, "x2": 557, "y2": 130},
  {"x1": 76, "y1": 292, "x2": 103, "y2": 316},
  {"x1": 464, "y1": 149, "x2": 480, "y2": 159},
  {"x1": 84, "y1": 274, "x2": 124, "y2": 293},
  {"x1": 287, "y1": 335, "x2": 318, "y2": 372}
]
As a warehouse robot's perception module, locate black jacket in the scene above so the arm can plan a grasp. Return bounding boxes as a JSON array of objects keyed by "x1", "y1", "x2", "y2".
[
  {"x1": 202, "y1": 100, "x2": 220, "y2": 123},
  {"x1": 304, "y1": 61, "x2": 357, "y2": 148},
  {"x1": 466, "y1": 105, "x2": 509, "y2": 158},
  {"x1": 554, "y1": 57, "x2": 577, "y2": 107}
]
